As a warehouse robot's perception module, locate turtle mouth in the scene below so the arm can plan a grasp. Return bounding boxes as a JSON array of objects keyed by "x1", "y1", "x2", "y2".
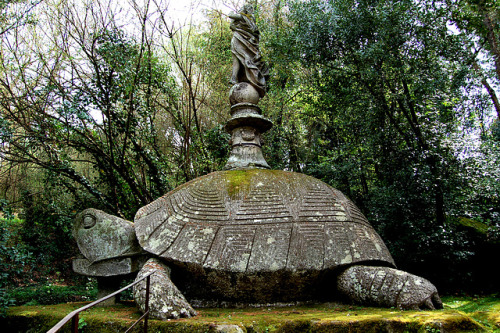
[{"x1": 82, "y1": 214, "x2": 97, "y2": 229}]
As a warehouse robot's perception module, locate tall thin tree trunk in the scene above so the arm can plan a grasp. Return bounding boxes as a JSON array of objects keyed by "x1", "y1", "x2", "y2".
[{"x1": 473, "y1": 61, "x2": 500, "y2": 119}]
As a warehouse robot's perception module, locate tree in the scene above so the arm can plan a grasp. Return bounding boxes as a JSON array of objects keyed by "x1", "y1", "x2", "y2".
[
  {"x1": 152, "y1": 5, "x2": 232, "y2": 180},
  {"x1": 0, "y1": 0, "x2": 240, "y2": 218},
  {"x1": 262, "y1": 0, "x2": 499, "y2": 291},
  {"x1": 0, "y1": 0, "x2": 42, "y2": 36},
  {"x1": 448, "y1": 0, "x2": 500, "y2": 120},
  {"x1": 273, "y1": 0, "x2": 473, "y2": 220},
  {"x1": 0, "y1": 0, "x2": 182, "y2": 218}
]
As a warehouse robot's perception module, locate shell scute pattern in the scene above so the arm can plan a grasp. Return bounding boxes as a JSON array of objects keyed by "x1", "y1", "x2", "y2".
[{"x1": 134, "y1": 170, "x2": 395, "y2": 271}]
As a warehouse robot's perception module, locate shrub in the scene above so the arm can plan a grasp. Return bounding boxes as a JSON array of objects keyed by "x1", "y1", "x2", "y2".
[{"x1": 6, "y1": 280, "x2": 97, "y2": 306}]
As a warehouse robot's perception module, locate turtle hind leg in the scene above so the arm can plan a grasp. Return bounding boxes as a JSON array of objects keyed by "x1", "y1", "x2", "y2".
[
  {"x1": 337, "y1": 265, "x2": 443, "y2": 310},
  {"x1": 133, "y1": 258, "x2": 197, "y2": 320}
]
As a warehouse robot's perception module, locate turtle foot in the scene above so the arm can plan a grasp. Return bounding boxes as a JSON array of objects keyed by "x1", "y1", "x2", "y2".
[
  {"x1": 337, "y1": 265, "x2": 443, "y2": 310},
  {"x1": 133, "y1": 258, "x2": 197, "y2": 320}
]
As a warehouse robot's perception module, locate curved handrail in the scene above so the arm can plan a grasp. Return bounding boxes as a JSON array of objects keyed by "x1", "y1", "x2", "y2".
[{"x1": 47, "y1": 270, "x2": 156, "y2": 333}]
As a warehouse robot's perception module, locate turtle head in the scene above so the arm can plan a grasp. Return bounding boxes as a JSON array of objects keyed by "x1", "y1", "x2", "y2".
[{"x1": 73, "y1": 208, "x2": 142, "y2": 263}]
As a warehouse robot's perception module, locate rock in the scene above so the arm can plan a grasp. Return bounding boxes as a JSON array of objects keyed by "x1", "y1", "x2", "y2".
[{"x1": 216, "y1": 324, "x2": 245, "y2": 333}]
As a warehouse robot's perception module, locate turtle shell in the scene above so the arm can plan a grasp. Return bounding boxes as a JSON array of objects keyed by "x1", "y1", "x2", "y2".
[{"x1": 134, "y1": 169, "x2": 395, "y2": 273}]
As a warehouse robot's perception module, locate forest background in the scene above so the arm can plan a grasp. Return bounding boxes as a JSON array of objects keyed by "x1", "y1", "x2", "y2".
[{"x1": 0, "y1": 0, "x2": 499, "y2": 314}]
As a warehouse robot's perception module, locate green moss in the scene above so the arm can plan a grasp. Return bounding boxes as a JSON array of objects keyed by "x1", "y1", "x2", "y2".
[
  {"x1": 454, "y1": 217, "x2": 491, "y2": 235},
  {"x1": 223, "y1": 169, "x2": 257, "y2": 198},
  {"x1": 8, "y1": 283, "x2": 96, "y2": 306},
  {"x1": 3, "y1": 297, "x2": 499, "y2": 332},
  {"x1": 222, "y1": 169, "x2": 296, "y2": 199},
  {"x1": 442, "y1": 295, "x2": 500, "y2": 331}
]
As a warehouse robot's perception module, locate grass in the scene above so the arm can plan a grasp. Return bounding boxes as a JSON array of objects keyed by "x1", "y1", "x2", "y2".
[
  {"x1": 442, "y1": 295, "x2": 500, "y2": 332},
  {"x1": 2, "y1": 295, "x2": 499, "y2": 332}
]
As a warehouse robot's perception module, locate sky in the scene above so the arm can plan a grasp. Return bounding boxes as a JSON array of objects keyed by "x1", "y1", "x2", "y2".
[{"x1": 160, "y1": 0, "x2": 239, "y2": 25}]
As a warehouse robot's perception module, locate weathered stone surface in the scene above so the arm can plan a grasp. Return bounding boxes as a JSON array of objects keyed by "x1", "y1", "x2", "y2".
[
  {"x1": 72, "y1": 256, "x2": 146, "y2": 277},
  {"x1": 132, "y1": 169, "x2": 399, "y2": 304},
  {"x1": 225, "y1": 112, "x2": 272, "y2": 136},
  {"x1": 135, "y1": 169, "x2": 395, "y2": 274},
  {"x1": 224, "y1": 103, "x2": 273, "y2": 170},
  {"x1": 224, "y1": 141, "x2": 270, "y2": 170},
  {"x1": 74, "y1": 169, "x2": 441, "y2": 310},
  {"x1": 337, "y1": 265, "x2": 443, "y2": 310},
  {"x1": 215, "y1": 325, "x2": 245, "y2": 333},
  {"x1": 132, "y1": 258, "x2": 197, "y2": 320},
  {"x1": 73, "y1": 208, "x2": 143, "y2": 264}
]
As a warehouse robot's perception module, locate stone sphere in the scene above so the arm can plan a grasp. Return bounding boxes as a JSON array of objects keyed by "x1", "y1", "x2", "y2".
[{"x1": 229, "y1": 82, "x2": 260, "y2": 105}]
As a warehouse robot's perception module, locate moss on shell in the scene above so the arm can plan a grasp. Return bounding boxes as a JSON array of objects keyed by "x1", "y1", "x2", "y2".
[
  {"x1": 222, "y1": 169, "x2": 295, "y2": 199},
  {"x1": 223, "y1": 170, "x2": 255, "y2": 199}
]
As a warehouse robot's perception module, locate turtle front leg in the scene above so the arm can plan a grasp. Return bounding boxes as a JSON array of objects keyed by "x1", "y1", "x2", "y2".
[
  {"x1": 133, "y1": 258, "x2": 197, "y2": 320},
  {"x1": 337, "y1": 265, "x2": 443, "y2": 310}
]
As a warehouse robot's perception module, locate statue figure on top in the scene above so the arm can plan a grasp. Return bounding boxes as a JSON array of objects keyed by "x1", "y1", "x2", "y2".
[{"x1": 229, "y1": 4, "x2": 269, "y2": 98}]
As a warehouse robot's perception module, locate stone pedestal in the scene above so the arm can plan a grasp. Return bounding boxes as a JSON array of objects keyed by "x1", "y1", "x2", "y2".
[
  {"x1": 224, "y1": 83, "x2": 273, "y2": 170},
  {"x1": 73, "y1": 256, "x2": 147, "y2": 306},
  {"x1": 96, "y1": 276, "x2": 123, "y2": 306}
]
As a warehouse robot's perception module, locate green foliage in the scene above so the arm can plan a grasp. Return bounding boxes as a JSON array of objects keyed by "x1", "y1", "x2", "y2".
[
  {"x1": 0, "y1": 199, "x2": 13, "y2": 220},
  {"x1": 78, "y1": 317, "x2": 87, "y2": 330},
  {"x1": 0, "y1": 191, "x2": 88, "y2": 315},
  {"x1": 0, "y1": 0, "x2": 499, "y2": 297},
  {"x1": 6, "y1": 282, "x2": 97, "y2": 306},
  {"x1": 202, "y1": 125, "x2": 231, "y2": 170},
  {"x1": 261, "y1": 0, "x2": 499, "y2": 292},
  {"x1": 0, "y1": 0, "x2": 40, "y2": 35},
  {"x1": 0, "y1": 208, "x2": 34, "y2": 317},
  {"x1": 0, "y1": 289, "x2": 14, "y2": 318},
  {"x1": 0, "y1": 217, "x2": 33, "y2": 278},
  {"x1": 17, "y1": 173, "x2": 83, "y2": 273}
]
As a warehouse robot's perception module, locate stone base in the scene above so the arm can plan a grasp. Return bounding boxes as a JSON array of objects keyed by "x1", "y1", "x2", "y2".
[
  {"x1": 72, "y1": 256, "x2": 148, "y2": 306},
  {"x1": 72, "y1": 256, "x2": 147, "y2": 277},
  {"x1": 3, "y1": 301, "x2": 490, "y2": 332},
  {"x1": 96, "y1": 276, "x2": 123, "y2": 306}
]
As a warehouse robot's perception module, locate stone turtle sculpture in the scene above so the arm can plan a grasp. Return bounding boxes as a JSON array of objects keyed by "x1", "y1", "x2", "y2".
[
  {"x1": 74, "y1": 169, "x2": 442, "y2": 320},
  {"x1": 72, "y1": 2, "x2": 442, "y2": 320}
]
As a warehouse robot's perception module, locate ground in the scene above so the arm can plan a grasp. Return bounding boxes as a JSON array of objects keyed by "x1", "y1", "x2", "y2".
[{"x1": 2, "y1": 295, "x2": 499, "y2": 332}]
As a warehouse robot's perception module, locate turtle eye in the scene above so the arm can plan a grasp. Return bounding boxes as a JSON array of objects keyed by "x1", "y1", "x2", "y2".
[{"x1": 82, "y1": 214, "x2": 96, "y2": 229}]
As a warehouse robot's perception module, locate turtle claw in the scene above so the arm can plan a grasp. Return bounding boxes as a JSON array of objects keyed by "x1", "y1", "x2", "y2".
[
  {"x1": 421, "y1": 293, "x2": 443, "y2": 310},
  {"x1": 165, "y1": 296, "x2": 197, "y2": 319},
  {"x1": 408, "y1": 292, "x2": 443, "y2": 311},
  {"x1": 398, "y1": 283, "x2": 443, "y2": 311},
  {"x1": 179, "y1": 305, "x2": 198, "y2": 318},
  {"x1": 423, "y1": 297, "x2": 435, "y2": 310}
]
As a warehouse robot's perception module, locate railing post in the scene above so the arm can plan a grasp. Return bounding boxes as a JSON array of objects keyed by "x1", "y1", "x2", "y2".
[
  {"x1": 72, "y1": 313, "x2": 79, "y2": 333},
  {"x1": 47, "y1": 270, "x2": 157, "y2": 333},
  {"x1": 144, "y1": 274, "x2": 151, "y2": 333}
]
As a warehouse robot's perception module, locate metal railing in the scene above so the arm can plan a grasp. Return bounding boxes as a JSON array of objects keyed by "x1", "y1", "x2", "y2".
[{"x1": 47, "y1": 270, "x2": 156, "y2": 333}]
